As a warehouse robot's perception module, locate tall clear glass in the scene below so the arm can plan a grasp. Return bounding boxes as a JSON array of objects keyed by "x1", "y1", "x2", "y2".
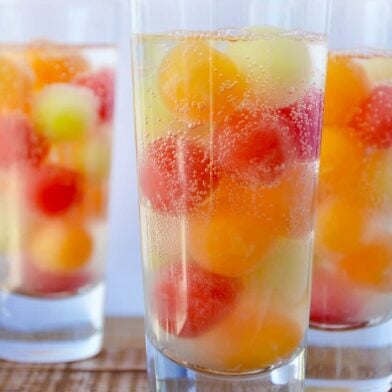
[
  {"x1": 0, "y1": 0, "x2": 121, "y2": 362},
  {"x1": 131, "y1": 0, "x2": 330, "y2": 389},
  {"x1": 308, "y1": 0, "x2": 392, "y2": 390}
]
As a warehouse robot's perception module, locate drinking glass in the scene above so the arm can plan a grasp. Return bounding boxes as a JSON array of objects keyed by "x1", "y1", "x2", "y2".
[
  {"x1": 308, "y1": 0, "x2": 392, "y2": 389},
  {"x1": 131, "y1": 0, "x2": 330, "y2": 389},
  {"x1": 0, "y1": 0, "x2": 121, "y2": 362}
]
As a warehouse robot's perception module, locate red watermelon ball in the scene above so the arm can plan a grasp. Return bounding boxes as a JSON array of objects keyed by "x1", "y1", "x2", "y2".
[
  {"x1": 278, "y1": 89, "x2": 324, "y2": 161},
  {"x1": 0, "y1": 113, "x2": 48, "y2": 167},
  {"x1": 74, "y1": 68, "x2": 115, "y2": 123},
  {"x1": 351, "y1": 84, "x2": 392, "y2": 149},
  {"x1": 139, "y1": 135, "x2": 220, "y2": 215},
  {"x1": 153, "y1": 261, "x2": 242, "y2": 338},
  {"x1": 214, "y1": 109, "x2": 294, "y2": 186},
  {"x1": 27, "y1": 164, "x2": 83, "y2": 216}
]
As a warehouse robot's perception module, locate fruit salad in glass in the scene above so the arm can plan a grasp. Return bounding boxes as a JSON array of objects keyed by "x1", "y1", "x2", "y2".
[
  {"x1": 311, "y1": 51, "x2": 392, "y2": 330},
  {"x1": 0, "y1": 41, "x2": 116, "y2": 297},
  {"x1": 133, "y1": 27, "x2": 327, "y2": 374}
]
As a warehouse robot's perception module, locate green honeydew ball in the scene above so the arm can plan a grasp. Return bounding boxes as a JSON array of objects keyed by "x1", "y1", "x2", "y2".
[
  {"x1": 33, "y1": 83, "x2": 99, "y2": 142},
  {"x1": 226, "y1": 26, "x2": 312, "y2": 108}
]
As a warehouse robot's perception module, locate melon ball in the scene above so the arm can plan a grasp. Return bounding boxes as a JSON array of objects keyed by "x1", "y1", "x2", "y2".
[
  {"x1": 197, "y1": 295, "x2": 304, "y2": 372},
  {"x1": 0, "y1": 55, "x2": 33, "y2": 112},
  {"x1": 316, "y1": 199, "x2": 367, "y2": 254},
  {"x1": 26, "y1": 41, "x2": 89, "y2": 89},
  {"x1": 27, "y1": 164, "x2": 83, "y2": 216},
  {"x1": 361, "y1": 150, "x2": 392, "y2": 207},
  {"x1": 188, "y1": 209, "x2": 275, "y2": 277},
  {"x1": 76, "y1": 138, "x2": 112, "y2": 181},
  {"x1": 29, "y1": 222, "x2": 93, "y2": 274},
  {"x1": 0, "y1": 113, "x2": 49, "y2": 168},
  {"x1": 319, "y1": 126, "x2": 365, "y2": 200},
  {"x1": 33, "y1": 84, "x2": 99, "y2": 142},
  {"x1": 250, "y1": 237, "x2": 312, "y2": 306},
  {"x1": 359, "y1": 56, "x2": 392, "y2": 84},
  {"x1": 73, "y1": 68, "x2": 115, "y2": 123},
  {"x1": 226, "y1": 26, "x2": 311, "y2": 108},
  {"x1": 340, "y1": 242, "x2": 392, "y2": 292},
  {"x1": 44, "y1": 135, "x2": 111, "y2": 182},
  {"x1": 158, "y1": 40, "x2": 247, "y2": 125},
  {"x1": 324, "y1": 54, "x2": 370, "y2": 126}
]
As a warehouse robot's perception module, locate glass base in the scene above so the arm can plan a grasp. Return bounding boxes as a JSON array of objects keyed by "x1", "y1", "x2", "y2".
[
  {"x1": 306, "y1": 320, "x2": 392, "y2": 392},
  {"x1": 305, "y1": 377, "x2": 392, "y2": 392},
  {"x1": 146, "y1": 338, "x2": 305, "y2": 391},
  {"x1": 310, "y1": 312, "x2": 392, "y2": 332},
  {"x1": 0, "y1": 283, "x2": 104, "y2": 363}
]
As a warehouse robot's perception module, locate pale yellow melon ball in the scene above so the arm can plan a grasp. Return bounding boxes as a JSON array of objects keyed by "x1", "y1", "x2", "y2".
[{"x1": 226, "y1": 26, "x2": 311, "y2": 108}]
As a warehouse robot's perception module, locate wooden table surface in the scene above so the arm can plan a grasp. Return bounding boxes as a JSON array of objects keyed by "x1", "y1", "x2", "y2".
[
  {"x1": 1, "y1": 318, "x2": 391, "y2": 391},
  {"x1": 0, "y1": 318, "x2": 148, "y2": 392}
]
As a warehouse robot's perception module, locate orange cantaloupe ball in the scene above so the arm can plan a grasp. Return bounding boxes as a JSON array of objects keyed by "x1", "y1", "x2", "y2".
[
  {"x1": 340, "y1": 242, "x2": 392, "y2": 291},
  {"x1": 0, "y1": 56, "x2": 33, "y2": 112},
  {"x1": 200, "y1": 296, "x2": 304, "y2": 372},
  {"x1": 26, "y1": 42, "x2": 89, "y2": 89},
  {"x1": 30, "y1": 222, "x2": 93, "y2": 274},
  {"x1": 316, "y1": 199, "x2": 367, "y2": 254},
  {"x1": 319, "y1": 126, "x2": 365, "y2": 201},
  {"x1": 323, "y1": 54, "x2": 370, "y2": 126},
  {"x1": 158, "y1": 41, "x2": 247, "y2": 125}
]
